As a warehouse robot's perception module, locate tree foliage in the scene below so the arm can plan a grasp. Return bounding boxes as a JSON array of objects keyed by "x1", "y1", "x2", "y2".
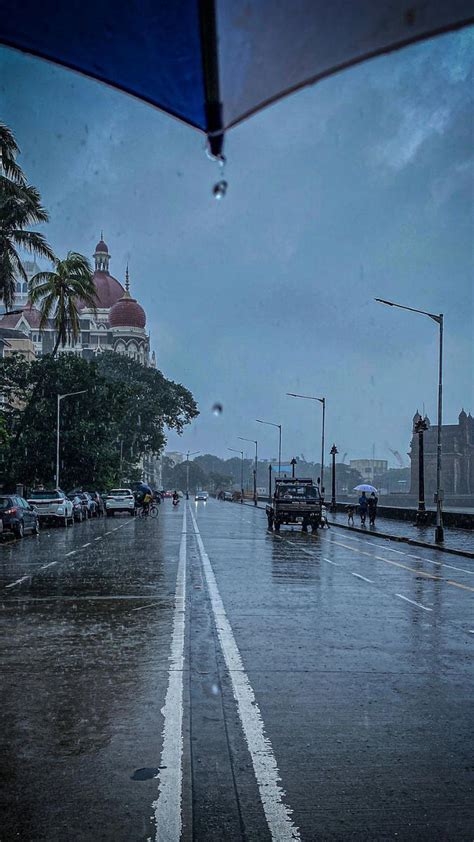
[
  {"x1": 0, "y1": 352, "x2": 198, "y2": 491},
  {"x1": 29, "y1": 252, "x2": 97, "y2": 355},
  {"x1": 0, "y1": 123, "x2": 55, "y2": 310}
]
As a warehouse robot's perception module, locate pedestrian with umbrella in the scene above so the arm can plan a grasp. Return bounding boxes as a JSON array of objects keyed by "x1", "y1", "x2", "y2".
[{"x1": 354, "y1": 484, "x2": 378, "y2": 526}]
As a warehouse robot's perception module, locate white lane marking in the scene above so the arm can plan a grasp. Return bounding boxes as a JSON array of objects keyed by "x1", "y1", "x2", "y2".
[
  {"x1": 65, "y1": 551, "x2": 76, "y2": 557},
  {"x1": 105, "y1": 531, "x2": 112, "y2": 534},
  {"x1": 407, "y1": 554, "x2": 473, "y2": 575},
  {"x1": 395, "y1": 594, "x2": 432, "y2": 612},
  {"x1": 5, "y1": 575, "x2": 30, "y2": 589},
  {"x1": 189, "y1": 506, "x2": 300, "y2": 841},
  {"x1": 351, "y1": 572, "x2": 374, "y2": 583},
  {"x1": 81, "y1": 542, "x2": 91, "y2": 548},
  {"x1": 323, "y1": 557, "x2": 341, "y2": 566},
  {"x1": 132, "y1": 602, "x2": 161, "y2": 612},
  {"x1": 94, "y1": 536, "x2": 102, "y2": 541},
  {"x1": 469, "y1": 630, "x2": 474, "y2": 634},
  {"x1": 40, "y1": 562, "x2": 58, "y2": 569},
  {"x1": 152, "y1": 506, "x2": 187, "y2": 842}
]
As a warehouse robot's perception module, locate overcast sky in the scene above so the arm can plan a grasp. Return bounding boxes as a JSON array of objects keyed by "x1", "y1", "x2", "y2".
[{"x1": 1, "y1": 28, "x2": 472, "y2": 466}]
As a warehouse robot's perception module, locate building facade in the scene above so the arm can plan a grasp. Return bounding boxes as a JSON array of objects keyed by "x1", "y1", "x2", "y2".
[
  {"x1": 0, "y1": 238, "x2": 154, "y2": 366},
  {"x1": 409, "y1": 409, "x2": 474, "y2": 496},
  {"x1": 349, "y1": 459, "x2": 388, "y2": 484}
]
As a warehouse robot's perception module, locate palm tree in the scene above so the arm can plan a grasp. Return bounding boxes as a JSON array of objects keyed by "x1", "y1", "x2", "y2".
[
  {"x1": 0, "y1": 123, "x2": 55, "y2": 310},
  {"x1": 29, "y1": 252, "x2": 98, "y2": 355}
]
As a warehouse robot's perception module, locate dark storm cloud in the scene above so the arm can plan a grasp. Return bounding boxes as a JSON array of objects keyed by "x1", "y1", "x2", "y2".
[{"x1": 0, "y1": 28, "x2": 472, "y2": 464}]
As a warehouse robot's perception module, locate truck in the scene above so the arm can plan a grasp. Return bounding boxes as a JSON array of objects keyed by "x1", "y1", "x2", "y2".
[{"x1": 266, "y1": 477, "x2": 323, "y2": 532}]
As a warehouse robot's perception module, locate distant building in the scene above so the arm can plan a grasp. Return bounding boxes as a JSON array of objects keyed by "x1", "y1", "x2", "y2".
[
  {"x1": 350, "y1": 459, "x2": 388, "y2": 483},
  {"x1": 0, "y1": 237, "x2": 154, "y2": 366},
  {"x1": 410, "y1": 409, "x2": 474, "y2": 496},
  {"x1": 165, "y1": 451, "x2": 185, "y2": 466},
  {"x1": 0, "y1": 327, "x2": 36, "y2": 361}
]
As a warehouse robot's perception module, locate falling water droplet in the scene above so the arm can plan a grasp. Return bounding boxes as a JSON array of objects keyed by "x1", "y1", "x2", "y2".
[
  {"x1": 212, "y1": 402, "x2": 223, "y2": 416},
  {"x1": 212, "y1": 180, "x2": 227, "y2": 199}
]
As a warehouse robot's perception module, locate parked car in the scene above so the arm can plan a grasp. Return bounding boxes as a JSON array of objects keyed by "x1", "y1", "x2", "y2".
[
  {"x1": 27, "y1": 489, "x2": 74, "y2": 527},
  {"x1": 88, "y1": 491, "x2": 104, "y2": 517},
  {"x1": 0, "y1": 495, "x2": 40, "y2": 538},
  {"x1": 68, "y1": 494, "x2": 86, "y2": 523},
  {"x1": 77, "y1": 492, "x2": 96, "y2": 518},
  {"x1": 105, "y1": 488, "x2": 136, "y2": 517}
]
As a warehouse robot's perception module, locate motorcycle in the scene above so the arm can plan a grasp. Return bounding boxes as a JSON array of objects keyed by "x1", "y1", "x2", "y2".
[{"x1": 172, "y1": 495, "x2": 180, "y2": 507}]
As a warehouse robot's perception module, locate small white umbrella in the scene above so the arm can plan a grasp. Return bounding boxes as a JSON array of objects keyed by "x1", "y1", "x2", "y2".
[{"x1": 354, "y1": 484, "x2": 378, "y2": 493}]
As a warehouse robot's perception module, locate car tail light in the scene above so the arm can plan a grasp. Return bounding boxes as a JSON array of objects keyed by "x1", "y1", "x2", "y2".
[
  {"x1": 126, "y1": 496, "x2": 134, "y2": 500},
  {"x1": 4, "y1": 507, "x2": 18, "y2": 515}
]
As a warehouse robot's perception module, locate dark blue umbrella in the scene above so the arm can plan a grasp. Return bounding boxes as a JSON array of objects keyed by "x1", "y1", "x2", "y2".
[{"x1": 0, "y1": 1, "x2": 472, "y2": 159}]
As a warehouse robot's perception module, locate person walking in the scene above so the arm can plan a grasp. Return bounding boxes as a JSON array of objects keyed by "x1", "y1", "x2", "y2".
[
  {"x1": 368, "y1": 491, "x2": 378, "y2": 526},
  {"x1": 359, "y1": 491, "x2": 368, "y2": 525}
]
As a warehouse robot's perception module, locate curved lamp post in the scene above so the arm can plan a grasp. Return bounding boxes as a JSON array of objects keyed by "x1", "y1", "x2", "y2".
[
  {"x1": 186, "y1": 450, "x2": 200, "y2": 500},
  {"x1": 256, "y1": 419, "x2": 281, "y2": 478},
  {"x1": 238, "y1": 437, "x2": 258, "y2": 505},
  {"x1": 228, "y1": 447, "x2": 244, "y2": 503},
  {"x1": 375, "y1": 298, "x2": 444, "y2": 543},
  {"x1": 287, "y1": 393, "x2": 326, "y2": 497},
  {"x1": 330, "y1": 443, "x2": 338, "y2": 512},
  {"x1": 56, "y1": 390, "x2": 87, "y2": 488}
]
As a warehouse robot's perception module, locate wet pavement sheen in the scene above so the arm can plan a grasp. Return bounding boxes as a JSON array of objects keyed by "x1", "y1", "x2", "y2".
[{"x1": 1, "y1": 500, "x2": 473, "y2": 840}]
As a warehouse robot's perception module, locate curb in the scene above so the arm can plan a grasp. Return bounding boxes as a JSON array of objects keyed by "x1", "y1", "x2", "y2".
[{"x1": 238, "y1": 501, "x2": 474, "y2": 559}]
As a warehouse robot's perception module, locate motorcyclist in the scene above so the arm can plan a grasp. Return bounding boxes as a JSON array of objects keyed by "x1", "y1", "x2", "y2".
[{"x1": 172, "y1": 490, "x2": 180, "y2": 506}]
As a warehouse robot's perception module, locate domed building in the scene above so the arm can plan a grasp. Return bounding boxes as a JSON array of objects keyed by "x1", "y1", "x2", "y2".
[{"x1": 0, "y1": 235, "x2": 154, "y2": 367}]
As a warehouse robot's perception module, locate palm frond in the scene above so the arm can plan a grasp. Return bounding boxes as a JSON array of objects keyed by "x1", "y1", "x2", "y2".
[{"x1": 12, "y1": 230, "x2": 55, "y2": 263}]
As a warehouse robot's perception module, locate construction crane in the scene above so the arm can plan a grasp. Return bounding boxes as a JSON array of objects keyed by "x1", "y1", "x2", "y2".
[{"x1": 385, "y1": 443, "x2": 405, "y2": 468}]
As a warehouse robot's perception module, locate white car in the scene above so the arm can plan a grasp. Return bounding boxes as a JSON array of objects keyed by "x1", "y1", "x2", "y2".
[
  {"x1": 105, "y1": 488, "x2": 136, "y2": 517},
  {"x1": 195, "y1": 491, "x2": 208, "y2": 502},
  {"x1": 28, "y1": 489, "x2": 74, "y2": 526}
]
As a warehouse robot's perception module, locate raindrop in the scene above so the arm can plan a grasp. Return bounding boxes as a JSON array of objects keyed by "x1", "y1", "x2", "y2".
[
  {"x1": 213, "y1": 179, "x2": 228, "y2": 199},
  {"x1": 212, "y1": 402, "x2": 223, "y2": 416}
]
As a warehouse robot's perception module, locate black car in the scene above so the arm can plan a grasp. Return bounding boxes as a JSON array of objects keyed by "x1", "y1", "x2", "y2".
[{"x1": 0, "y1": 495, "x2": 39, "y2": 538}]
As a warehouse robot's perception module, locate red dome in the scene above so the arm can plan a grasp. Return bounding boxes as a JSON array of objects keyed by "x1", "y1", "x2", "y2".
[
  {"x1": 109, "y1": 294, "x2": 146, "y2": 329},
  {"x1": 95, "y1": 239, "x2": 108, "y2": 253},
  {"x1": 87, "y1": 270, "x2": 125, "y2": 309}
]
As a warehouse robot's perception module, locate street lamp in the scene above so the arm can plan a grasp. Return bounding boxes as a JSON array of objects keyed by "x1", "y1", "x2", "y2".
[
  {"x1": 286, "y1": 393, "x2": 326, "y2": 496},
  {"x1": 330, "y1": 444, "x2": 338, "y2": 511},
  {"x1": 238, "y1": 437, "x2": 258, "y2": 506},
  {"x1": 414, "y1": 416, "x2": 429, "y2": 526},
  {"x1": 228, "y1": 447, "x2": 244, "y2": 503},
  {"x1": 186, "y1": 450, "x2": 200, "y2": 500},
  {"x1": 375, "y1": 297, "x2": 444, "y2": 543},
  {"x1": 256, "y1": 419, "x2": 282, "y2": 478},
  {"x1": 56, "y1": 390, "x2": 87, "y2": 488}
]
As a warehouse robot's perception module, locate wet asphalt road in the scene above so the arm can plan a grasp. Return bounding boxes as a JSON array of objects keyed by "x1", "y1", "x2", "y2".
[{"x1": 1, "y1": 500, "x2": 473, "y2": 841}]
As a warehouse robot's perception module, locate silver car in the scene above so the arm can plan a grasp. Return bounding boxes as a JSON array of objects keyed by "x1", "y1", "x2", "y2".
[
  {"x1": 105, "y1": 489, "x2": 136, "y2": 517},
  {"x1": 27, "y1": 489, "x2": 74, "y2": 526}
]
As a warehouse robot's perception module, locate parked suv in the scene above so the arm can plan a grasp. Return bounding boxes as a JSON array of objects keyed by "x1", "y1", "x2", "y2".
[
  {"x1": 27, "y1": 489, "x2": 74, "y2": 527},
  {"x1": 0, "y1": 495, "x2": 40, "y2": 538},
  {"x1": 105, "y1": 489, "x2": 136, "y2": 517}
]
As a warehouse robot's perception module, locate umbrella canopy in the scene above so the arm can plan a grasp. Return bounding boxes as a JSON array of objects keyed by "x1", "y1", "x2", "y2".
[
  {"x1": 354, "y1": 484, "x2": 378, "y2": 493},
  {"x1": 0, "y1": 1, "x2": 472, "y2": 156}
]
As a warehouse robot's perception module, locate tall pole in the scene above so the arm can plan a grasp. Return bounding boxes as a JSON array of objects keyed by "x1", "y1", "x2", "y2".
[
  {"x1": 330, "y1": 443, "x2": 338, "y2": 511},
  {"x1": 56, "y1": 394, "x2": 60, "y2": 487},
  {"x1": 321, "y1": 398, "x2": 325, "y2": 495},
  {"x1": 375, "y1": 299, "x2": 444, "y2": 543},
  {"x1": 240, "y1": 452, "x2": 244, "y2": 503},
  {"x1": 414, "y1": 417, "x2": 428, "y2": 524},
  {"x1": 278, "y1": 425, "x2": 282, "y2": 479},
  {"x1": 268, "y1": 463, "x2": 272, "y2": 500},
  {"x1": 435, "y1": 315, "x2": 444, "y2": 542},
  {"x1": 238, "y1": 437, "x2": 258, "y2": 506},
  {"x1": 185, "y1": 450, "x2": 200, "y2": 500}
]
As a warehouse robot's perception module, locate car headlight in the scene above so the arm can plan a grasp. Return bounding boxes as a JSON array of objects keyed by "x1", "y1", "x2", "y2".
[{"x1": 57, "y1": 506, "x2": 64, "y2": 513}]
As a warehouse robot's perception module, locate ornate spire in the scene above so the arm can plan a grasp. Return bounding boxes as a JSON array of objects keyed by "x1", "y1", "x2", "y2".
[{"x1": 125, "y1": 264, "x2": 130, "y2": 292}]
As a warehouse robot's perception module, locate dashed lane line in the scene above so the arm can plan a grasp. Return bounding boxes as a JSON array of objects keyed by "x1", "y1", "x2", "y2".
[
  {"x1": 5, "y1": 575, "x2": 30, "y2": 588},
  {"x1": 396, "y1": 594, "x2": 432, "y2": 612},
  {"x1": 351, "y1": 572, "x2": 374, "y2": 583},
  {"x1": 190, "y1": 505, "x2": 301, "y2": 842},
  {"x1": 40, "y1": 562, "x2": 58, "y2": 569},
  {"x1": 406, "y1": 553, "x2": 473, "y2": 575},
  {"x1": 81, "y1": 542, "x2": 91, "y2": 548},
  {"x1": 65, "y1": 551, "x2": 76, "y2": 557}
]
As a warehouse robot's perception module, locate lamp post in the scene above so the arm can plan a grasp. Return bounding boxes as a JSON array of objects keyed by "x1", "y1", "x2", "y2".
[
  {"x1": 375, "y1": 298, "x2": 444, "y2": 542},
  {"x1": 286, "y1": 393, "x2": 326, "y2": 497},
  {"x1": 414, "y1": 416, "x2": 429, "y2": 525},
  {"x1": 56, "y1": 390, "x2": 87, "y2": 488},
  {"x1": 238, "y1": 437, "x2": 258, "y2": 505},
  {"x1": 228, "y1": 448, "x2": 244, "y2": 502},
  {"x1": 186, "y1": 450, "x2": 200, "y2": 500},
  {"x1": 330, "y1": 444, "x2": 338, "y2": 511},
  {"x1": 290, "y1": 457, "x2": 297, "y2": 478},
  {"x1": 256, "y1": 419, "x2": 282, "y2": 478}
]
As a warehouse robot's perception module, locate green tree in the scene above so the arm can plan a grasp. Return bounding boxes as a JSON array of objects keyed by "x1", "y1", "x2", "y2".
[
  {"x1": 0, "y1": 123, "x2": 55, "y2": 310},
  {"x1": 29, "y1": 252, "x2": 97, "y2": 355}
]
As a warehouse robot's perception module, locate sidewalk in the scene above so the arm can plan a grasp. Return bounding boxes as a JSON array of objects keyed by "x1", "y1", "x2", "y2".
[{"x1": 328, "y1": 511, "x2": 473, "y2": 556}]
